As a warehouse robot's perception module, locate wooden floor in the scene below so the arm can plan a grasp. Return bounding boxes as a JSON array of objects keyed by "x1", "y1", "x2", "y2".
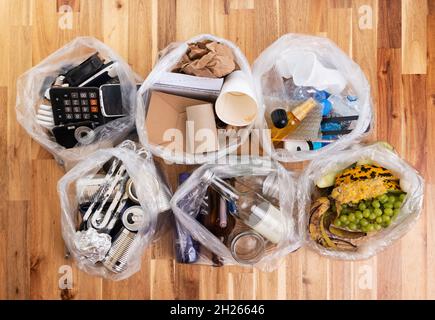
[{"x1": 0, "y1": 0, "x2": 433, "y2": 300}]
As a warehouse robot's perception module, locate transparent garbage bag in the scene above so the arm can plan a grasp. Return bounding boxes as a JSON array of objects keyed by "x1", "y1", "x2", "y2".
[
  {"x1": 136, "y1": 34, "x2": 259, "y2": 164},
  {"x1": 171, "y1": 156, "x2": 302, "y2": 271},
  {"x1": 298, "y1": 143, "x2": 424, "y2": 260},
  {"x1": 252, "y1": 33, "x2": 373, "y2": 162},
  {"x1": 58, "y1": 141, "x2": 171, "y2": 280},
  {"x1": 16, "y1": 37, "x2": 141, "y2": 170}
]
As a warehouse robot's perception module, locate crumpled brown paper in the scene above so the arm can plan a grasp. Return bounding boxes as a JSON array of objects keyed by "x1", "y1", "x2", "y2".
[{"x1": 173, "y1": 41, "x2": 238, "y2": 78}]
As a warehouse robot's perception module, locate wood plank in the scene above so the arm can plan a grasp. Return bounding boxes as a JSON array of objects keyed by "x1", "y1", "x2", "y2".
[
  {"x1": 157, "y1": 0, "x2": 176, "y2": 51},
  {"x1": 102, "y1": 0, "x2": 129, "y2": 60},
  {"x1": 7, "y1": 26, "x2": 32, "y2": 201},
  {"x1": 400, "y1": 74, "x2": 427, "y2": 299},
  {"x1": 150, "y1": 259, "x2": 175, "y2": 299},
  {"x1": 29, "y1": 159, "x2": 65, "y2": 299},
  {"x1": 0, "y1": 1, "x2": 10, "y2": 86},
  {"x1": 0, "y1": 233, "x2": 6, "y2": 299},
  {"x1": 78, "y1": 0, "x2": 104, "y2": 39},
  {"x1": 228, "y1": 271, "x2": 255, "y2": 299},
  {"x1": 6, "y1": 201, "x2": 30, "y2": 299},
  {"x1": 377, "y1": 48, "x2": 404, "y2": 150},
  {"x1": 102, "y1": 249, "x2": 152, "y2": 299},
  {"x1": 426, "y1": 9, "x2": 435, "y2": 299},
  {"x1": 327, "y1": 8, "x2": 353, "y2": 56},
  {"x1": 302, "y1": 250, "x2": 328, "y2": 299},
  {"x1": 377, "y1": 0, "x2": 401, "y2": 48},
  {"x1": 351, "y1": 0, "x2": 378, "y2": 139},
  {"x1": 402, "y1": 0, "x2": 428, "y2": 74},
  {"x1": 279, "y1": 0, "x2": 327, "y2": 34},
  {"x1": 128, "y1": 0, "x2": 154, "y2": 77}
]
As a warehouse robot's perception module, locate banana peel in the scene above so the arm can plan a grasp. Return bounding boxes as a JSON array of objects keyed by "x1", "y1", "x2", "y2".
[
  {"x1": 309, "y1": 197, "x2": 358, "y2": 251},
  {"x1": 329, "y1": 225, "x2": 366, "y2": 239}
]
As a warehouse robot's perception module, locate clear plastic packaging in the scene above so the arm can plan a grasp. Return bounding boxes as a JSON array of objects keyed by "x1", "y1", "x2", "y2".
[
  {"x1": 171, "y1": 156, "x2": 302, "y2": 271},
  {"x1": 16, "y1": 37, "x2": 141, "y2": 170},
  {"x1": 58, "y1": 141, "x2": 171, "y2": 280},
  {"x1": 252, "y1": 33, "x2": 373, "y2": 162},
  {"x1": 136, "y1": 34, "x2": 259, "y2": 164},
  {"x1": 298, "y1": 143, "x2": 424, "y2": 260}
]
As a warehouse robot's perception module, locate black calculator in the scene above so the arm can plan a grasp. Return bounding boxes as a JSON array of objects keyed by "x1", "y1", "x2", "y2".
[{"x1": 49, "y1": 87, "x2": 104, "y2": 126}]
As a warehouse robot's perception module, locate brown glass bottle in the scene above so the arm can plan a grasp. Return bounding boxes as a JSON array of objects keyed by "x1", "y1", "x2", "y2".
[{"x1": 201, "y1": 185, "x2": 236, "y2": 266}]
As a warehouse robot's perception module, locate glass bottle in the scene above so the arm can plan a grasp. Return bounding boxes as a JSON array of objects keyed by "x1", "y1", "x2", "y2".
[
  {"x1": 201, "y1": 170, "x2": 285, "y2": 244},
  {"x1": 270, "y1": 98, "x2": 317, "y2": 142}
]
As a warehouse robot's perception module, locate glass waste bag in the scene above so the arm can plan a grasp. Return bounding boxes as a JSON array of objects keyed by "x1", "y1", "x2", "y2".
[
  {"x1": 58, "y1": 141, "x2": 172, "y2": 280},
  {"x1": 136, "y1": 34, "x2": 260, "y2": 164},
  {"x1": 298, "y1": 142, "x2": 424, "y2": 260},
  {"x1": 252, "y1": 33, "x2": 373, "y2": 162},
  {"x1": 16, "y1": 37, "x2": 141, "y2": 170},
  {"x1": 171, "y1": 157, "x2": 301, "y2": 271}
]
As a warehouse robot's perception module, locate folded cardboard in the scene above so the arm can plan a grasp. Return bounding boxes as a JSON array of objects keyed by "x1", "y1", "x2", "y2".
[
  {"x1": 186, "y1": 103, "x2": 219, "y2": 154},
  {"x1": 146, "y1": 91, "x2": 211, "y2": 152}
]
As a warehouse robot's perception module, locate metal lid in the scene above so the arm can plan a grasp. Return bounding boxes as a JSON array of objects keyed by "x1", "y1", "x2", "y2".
[{"x1": 122, "y1": 206, "x2": 149, "y2": 232}]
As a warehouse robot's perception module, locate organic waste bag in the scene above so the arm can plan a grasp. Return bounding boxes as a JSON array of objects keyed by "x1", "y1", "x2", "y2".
[
  {"x1": 136, "y1": 34, "x2": 260, "y2": 164},
  {"x1": 298, "y1": 143, "x2": 424, "y2": 260},
  {"x1": 252, "y1": 34, "x2": 373, "y2": 162},
  {"x1": 171, "y1": 156, "x2": 301, "y2": 271},
  {"x1": 58, "y1": 140, "x2": 172, "y2": 280},
  {"x1": 16, "y1": 37, "x2": 141, "y2": 170}
]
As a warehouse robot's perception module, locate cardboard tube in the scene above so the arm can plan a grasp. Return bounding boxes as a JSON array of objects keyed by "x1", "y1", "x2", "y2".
[
  {"x1": 215, "y1": 71, "x2": 258, "y2": 127},
  {"x1": 186, "y1": 103, "x2": 219, "y2": 154}
]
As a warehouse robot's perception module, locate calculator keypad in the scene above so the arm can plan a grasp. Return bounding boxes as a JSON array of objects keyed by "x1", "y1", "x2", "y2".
[{"x1": 50, "y1": 87, "x2": 103, "y2": 125}]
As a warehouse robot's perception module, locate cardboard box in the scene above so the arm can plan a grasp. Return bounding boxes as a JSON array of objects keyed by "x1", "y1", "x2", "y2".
[{"x1": 145, "y1": 91, "x2": 210, "y2": 151}]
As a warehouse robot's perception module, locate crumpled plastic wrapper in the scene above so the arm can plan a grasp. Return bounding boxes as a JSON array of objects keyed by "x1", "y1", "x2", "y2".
[
  {"x1": 73, "y1": 228, "x2": 112, "y2": 264},
  {"x1": 172, "y1": 40, "x2": 237, "y2": 78}
]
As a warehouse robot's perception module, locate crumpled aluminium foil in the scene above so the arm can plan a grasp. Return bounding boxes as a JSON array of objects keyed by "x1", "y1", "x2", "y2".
[{"x1": 73, "y1": 228, "x2": 112, "y2": 264}]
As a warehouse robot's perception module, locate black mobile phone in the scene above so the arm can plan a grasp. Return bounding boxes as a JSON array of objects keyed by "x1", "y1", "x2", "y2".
[
  {"x1": 99, "y1": 84, "x2": 141, "y2": 118},
  {"x1": 63, "y1": 53, "x2": 105, "y2": 87}
]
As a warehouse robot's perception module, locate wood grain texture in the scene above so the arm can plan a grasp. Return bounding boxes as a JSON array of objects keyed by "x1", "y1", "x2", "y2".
[
  {"x1": 0, "y1": 0, "x2": 432, "y2": 300},
  {"x1": 401, "y1": 0, "x2": 428, "y2": 74}
]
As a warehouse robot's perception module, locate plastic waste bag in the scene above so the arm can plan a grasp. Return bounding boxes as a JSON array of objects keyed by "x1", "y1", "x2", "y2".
[
  {"x1": 58, "y1": 140, "x2": 171, "y2": 280},
  {"x1": 171, "y1": 156, "x2": 301, "y2": 271},
  {"x1": 136, "y1": 34, "x2": 260, "y2": 164},
  {"x1": 16, "y1": 37, "x2": 141, "y2": 170},
  {"x1": 298, "y1": 143, "x2": 424, "y2": 260},
  {"x1": 252, "y1": 34, "x2": 373, "y2": 162}
]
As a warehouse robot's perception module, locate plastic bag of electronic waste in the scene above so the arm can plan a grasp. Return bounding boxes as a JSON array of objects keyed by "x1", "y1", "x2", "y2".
[
  {"x1": 58, "y1": 140, "x2": 172, "y2": 280},
  {"x1": 298, "y1": 142, "x2": 424, "y2": 260},
  {"x1": 136, "y1": 34, "x2": 261, "y2": 164},
  {"x1": 171, "y1": 156, "x2": 302, "y2": 271},
  {"x1": 252, "y1": 33, "x2": 373, "y2": 162},
  {"x1": 16, "y1": 37, "x2": 141, "y2": 170}
]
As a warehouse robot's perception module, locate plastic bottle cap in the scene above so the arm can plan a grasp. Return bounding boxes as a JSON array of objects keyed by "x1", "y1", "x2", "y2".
[{"x1": 271, "y1": 109, "x2": 288, "y2": 128}]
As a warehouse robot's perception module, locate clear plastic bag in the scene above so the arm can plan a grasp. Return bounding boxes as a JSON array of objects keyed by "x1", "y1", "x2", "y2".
[
  {"x1": 252, "y1": 34, "x2": 373, "y2": 162},
  {"x1": 58, "y1": 141, "x2": 171, "y2": 280},
  {"x1": 16, "y1": 37, "x2": 142, "y2": 170},
  {"x1": 136, "y1": 34, "x2": 259, "y2": 164},
  {"x1": 171, "y1": 156, "x2": 302, "y2": 271},
  {"x1": 298, "y1": 143, "x2": 424, "y2": 260}
]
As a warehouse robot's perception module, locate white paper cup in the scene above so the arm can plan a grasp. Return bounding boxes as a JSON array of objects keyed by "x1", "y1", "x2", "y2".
[{"x1": 215, "y1": 71, "x2": 258, "y2": 127}]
